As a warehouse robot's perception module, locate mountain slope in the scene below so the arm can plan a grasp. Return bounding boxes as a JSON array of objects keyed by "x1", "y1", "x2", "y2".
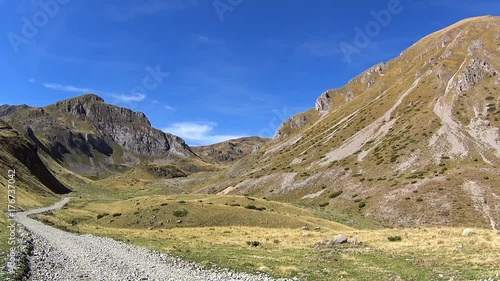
[
  {"x1": 0, "y1": 94, "x2": 197, "y2": 179},
  {"x1": 198, "y1": 16, "x2": 500, "y2": 228},
  {"x1": 0, "y1": 119, "x2": 69, "y2": 209},
  {"x1": 191, "y1": 137, "x2": 269, "y2": 165}
]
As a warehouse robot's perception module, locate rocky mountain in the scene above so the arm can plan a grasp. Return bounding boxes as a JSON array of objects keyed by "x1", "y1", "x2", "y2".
[
  {"x1": 191, "y1": 137, "x2": 270, "y2": 165},
  {"x1": 197, "y1": 16, "x2": 500, "y2": 228},
  {"x1": 0, "y1": 94, "x2": 197, "y2": 179}
]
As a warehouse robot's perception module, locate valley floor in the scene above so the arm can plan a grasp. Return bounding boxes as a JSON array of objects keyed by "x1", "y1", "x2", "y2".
[
  {"x1": 16, "y1": 195, "x2": 500, "y2": 281},
  {"x1": 12, "y1": 198, "x2": 293, "y2": 281}
]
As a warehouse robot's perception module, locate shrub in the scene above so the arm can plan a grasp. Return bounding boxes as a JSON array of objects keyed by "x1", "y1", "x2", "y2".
[
  {"x1": 229, "y1": 203, "x2": 240, "y2": 207},
  {"x1": 97, "y1": 213, "x2": 109, "y2": 219},
  {"x1": 246, "y1": 241, "x2": 260, "y2": 247},
  {"x1": 161, "y1": 203, "x2": 168, "y2": 206},
  {"x1": 178, "y1": 200, "x2": 187, "y2": 204},
  {"x1": 387, "y1": 236, "x2": 402, "y2": 242},
  {"x1": 173, "y1": 209, "x2": 188, "y2": 217},
  {"x1": 358, "y1": 202, "x2": 366, "y2": 208},
  {"x1": 319, "y1": 202, "x2": 329, "y2": 207},
  {"x1": 329, "y1": 190, "x2": 343, "y2": 199},
  {"x1": 245, "y1": 205, "x2": 265, "y2": 211},
  {"x1": 112, "y1": 213, "x2": 122, "y2": 217},
  {"x1": 416, "y1": 198, "x2": 424, "y2": 202}
]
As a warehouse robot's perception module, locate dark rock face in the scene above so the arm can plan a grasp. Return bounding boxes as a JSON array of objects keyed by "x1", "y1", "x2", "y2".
[{"x1": 1, "y1": 94, "x2": 195, "y2": 178}]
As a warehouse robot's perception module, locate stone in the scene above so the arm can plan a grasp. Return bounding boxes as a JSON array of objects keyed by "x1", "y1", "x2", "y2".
[
  {"x1": 462, "y1": 228, "x2": 475, "y2": 236},
  {"x1": 330, "y1": 234, "x2": 348, "y2": 245}
]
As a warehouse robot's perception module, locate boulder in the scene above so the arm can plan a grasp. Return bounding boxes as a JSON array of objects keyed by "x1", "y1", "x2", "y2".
[{"x1": 462, "y1": 228, "x2": 475, "y2": 236}]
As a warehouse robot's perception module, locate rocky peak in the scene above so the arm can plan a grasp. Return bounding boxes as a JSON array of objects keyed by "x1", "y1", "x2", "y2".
[
  {"x1": 0, "y1": 104, "x2": 31, "y2": 117},
  {"x1": 47, "y1": 94, "x2": 151, "y2": 126},
  {"x1": 73, "y1": 93, "x2": 105, "y2": 103}
]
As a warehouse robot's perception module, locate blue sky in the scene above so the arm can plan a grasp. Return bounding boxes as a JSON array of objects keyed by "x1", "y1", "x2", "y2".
[{"x1": 0, "y1": 0, "x2": 498, "y2": 145}]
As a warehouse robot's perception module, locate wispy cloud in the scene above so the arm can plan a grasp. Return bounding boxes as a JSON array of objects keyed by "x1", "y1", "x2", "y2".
[
  {"x1": 111, "y1": 93, "x2": 146, "y2": 102},
  {"x1": 163, "y1": 122, "x2": 244, "y2": 146},
  {"x1": 43, "y1": 83, "x2": 93, "y2": 93},
  {"x1": 164, "y1": 105, "x2": 175, "y2": 111},
  {"x1": 44, "y1": 82, "x2": 147, "y2": 103},
  {"x1": 28, "y1": 78, "x2": 35, "y2": 83},
  {"x1": 108, "y1": 0, "x2": 199, "y2": 21}
]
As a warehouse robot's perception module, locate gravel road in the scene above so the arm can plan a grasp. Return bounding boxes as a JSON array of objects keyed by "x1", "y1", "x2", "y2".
[{"x1": 15, "y1": 198, "x2": 296, "y2": 281}]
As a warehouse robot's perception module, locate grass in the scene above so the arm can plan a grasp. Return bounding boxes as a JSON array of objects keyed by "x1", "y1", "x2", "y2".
[{"x1": 38, "y1": 203, "x2": 500, "y2": 280}]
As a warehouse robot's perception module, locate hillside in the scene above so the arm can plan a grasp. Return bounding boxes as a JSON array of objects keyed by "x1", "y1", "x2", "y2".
[
  {"x1": 195, "y1": 16, "x2": 500, "y2": 228},
  {"x1": 0, "y1": 94, "x2": 198, "y2": 179},
  {"x1": 191, "y1": 137, "x2": 269, "y2": 165}
]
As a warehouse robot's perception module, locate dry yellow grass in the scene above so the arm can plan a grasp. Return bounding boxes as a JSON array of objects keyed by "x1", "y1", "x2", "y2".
[{"x1": 38, "y1": 194, "x2": 500, "y2": 280}]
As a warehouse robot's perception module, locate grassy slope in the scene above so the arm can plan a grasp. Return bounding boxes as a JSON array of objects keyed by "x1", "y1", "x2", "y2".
[{"x1": 189, "y1": 16, "x2": 500, "y2": 228}]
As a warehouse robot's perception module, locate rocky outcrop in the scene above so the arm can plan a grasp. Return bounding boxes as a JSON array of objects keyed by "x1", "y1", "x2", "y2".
[
  {"x1": 315, "y1": 90, "x2": 332, "y2": 112},
  {"x1": 315, "y1": 90, "x2": 355, "y2": 112},
  {"x1": 457, "y1": 58, "x2": 497, "y2": 92}
]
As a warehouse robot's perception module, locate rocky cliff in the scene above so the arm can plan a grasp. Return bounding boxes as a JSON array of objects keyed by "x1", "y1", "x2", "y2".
[{"x1": 0, "y1": 94, "x2": 197, "y2": 179}]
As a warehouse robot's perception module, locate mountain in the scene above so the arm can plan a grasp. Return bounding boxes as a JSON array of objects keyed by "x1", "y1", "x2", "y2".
[
  {"x1": 0, "y1": 119, "x2": 70, "y2": 210},
  {"x1": 191, "y1": 137, "x2": 270, "y2": 165},
  {"x1": 197, "y1": 16, "x2": 500, "y2": 228},
  {"x1": 0, "y1": 94, "x2": 197, "y2": 179}
]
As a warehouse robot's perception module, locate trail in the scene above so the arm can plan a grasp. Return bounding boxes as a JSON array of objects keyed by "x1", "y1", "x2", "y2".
[{"x1": 15, "y1": 198, "x2": 292, "y2": 281}]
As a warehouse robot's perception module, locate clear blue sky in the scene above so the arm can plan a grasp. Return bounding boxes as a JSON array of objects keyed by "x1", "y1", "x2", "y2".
[{"x1": 0, "y1": 0, "x2": 498, "y2": 145}]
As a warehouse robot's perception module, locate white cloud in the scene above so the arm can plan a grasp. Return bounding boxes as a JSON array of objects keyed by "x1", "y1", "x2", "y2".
[
  {"x1": 43, "y1": 83, "x2": 92, "y2": 93},
  {"x1": 163, "y1": 122, "x2": 244, "y2": 146},
  {"x1": 111, "y1": 93, "x2": 146, "y2": 102},
  {"x1": 44, "y1": 82, "x2": 146, "y2": 103},
  {"x1": 28, "y1": 78, "x2": 35, "y2": 83},
  {"x1": 164, "y1": 105, "x2": 175, "y2": 111}
]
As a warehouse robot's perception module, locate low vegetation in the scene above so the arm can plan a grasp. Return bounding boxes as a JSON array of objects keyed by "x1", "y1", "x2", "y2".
[{"x1": 34, "y1": 194, "x2": 499, "y2": 281}]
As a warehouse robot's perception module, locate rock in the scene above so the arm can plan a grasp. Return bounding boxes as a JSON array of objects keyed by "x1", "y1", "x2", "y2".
[
  {"x1": 462, "y1": 228, "x2": 475, "y2": 236},
  {"x1": 301, "y1": 225, "x2": 310, "y2": 231},
  {"x1": 313, "y1": 226, "x2": 321, "y2": 231},
  {"x1": 330, "y1": 234, "x2": 348, "y2": 245},
  {"x1": 176, "y1": 219, "x2": 182, "y2": 224},
  {"x1": 315, "y1": 90, "x2": 333, "y2": 112},
  {"x1": 457, "y1": 58, "x2": 497, "y2": 92},
  {"x1": 349, "y1": 237, "x2": 362, "y2": 245}
]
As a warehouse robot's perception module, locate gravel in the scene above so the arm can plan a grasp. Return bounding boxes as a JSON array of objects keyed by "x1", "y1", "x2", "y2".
[{"x1": 14, "y1": 198, "x2": 298, "y2": 281}]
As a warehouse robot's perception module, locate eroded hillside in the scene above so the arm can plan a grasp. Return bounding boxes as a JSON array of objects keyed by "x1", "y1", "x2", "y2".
[{"x1": 196, "y1": 16, "x2": 500, "y2": 228}]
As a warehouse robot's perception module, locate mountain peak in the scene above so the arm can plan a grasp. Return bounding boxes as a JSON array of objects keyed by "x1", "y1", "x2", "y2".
[{"x1": 71, "y1": 93, "x2": 105, "y2": 103}]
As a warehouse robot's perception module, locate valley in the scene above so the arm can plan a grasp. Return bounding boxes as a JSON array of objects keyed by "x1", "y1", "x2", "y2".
[{"x1": 0, "y1": 15, "x2": 499, "y2": 281}]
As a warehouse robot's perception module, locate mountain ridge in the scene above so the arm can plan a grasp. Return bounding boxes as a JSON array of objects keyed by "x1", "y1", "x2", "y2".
[
  {"x1": 194, "y1": 15, "x2": 500, "y2": 228},
  {"x1": 0, "y1": 93, "x2": 198, "y2": 179}
]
